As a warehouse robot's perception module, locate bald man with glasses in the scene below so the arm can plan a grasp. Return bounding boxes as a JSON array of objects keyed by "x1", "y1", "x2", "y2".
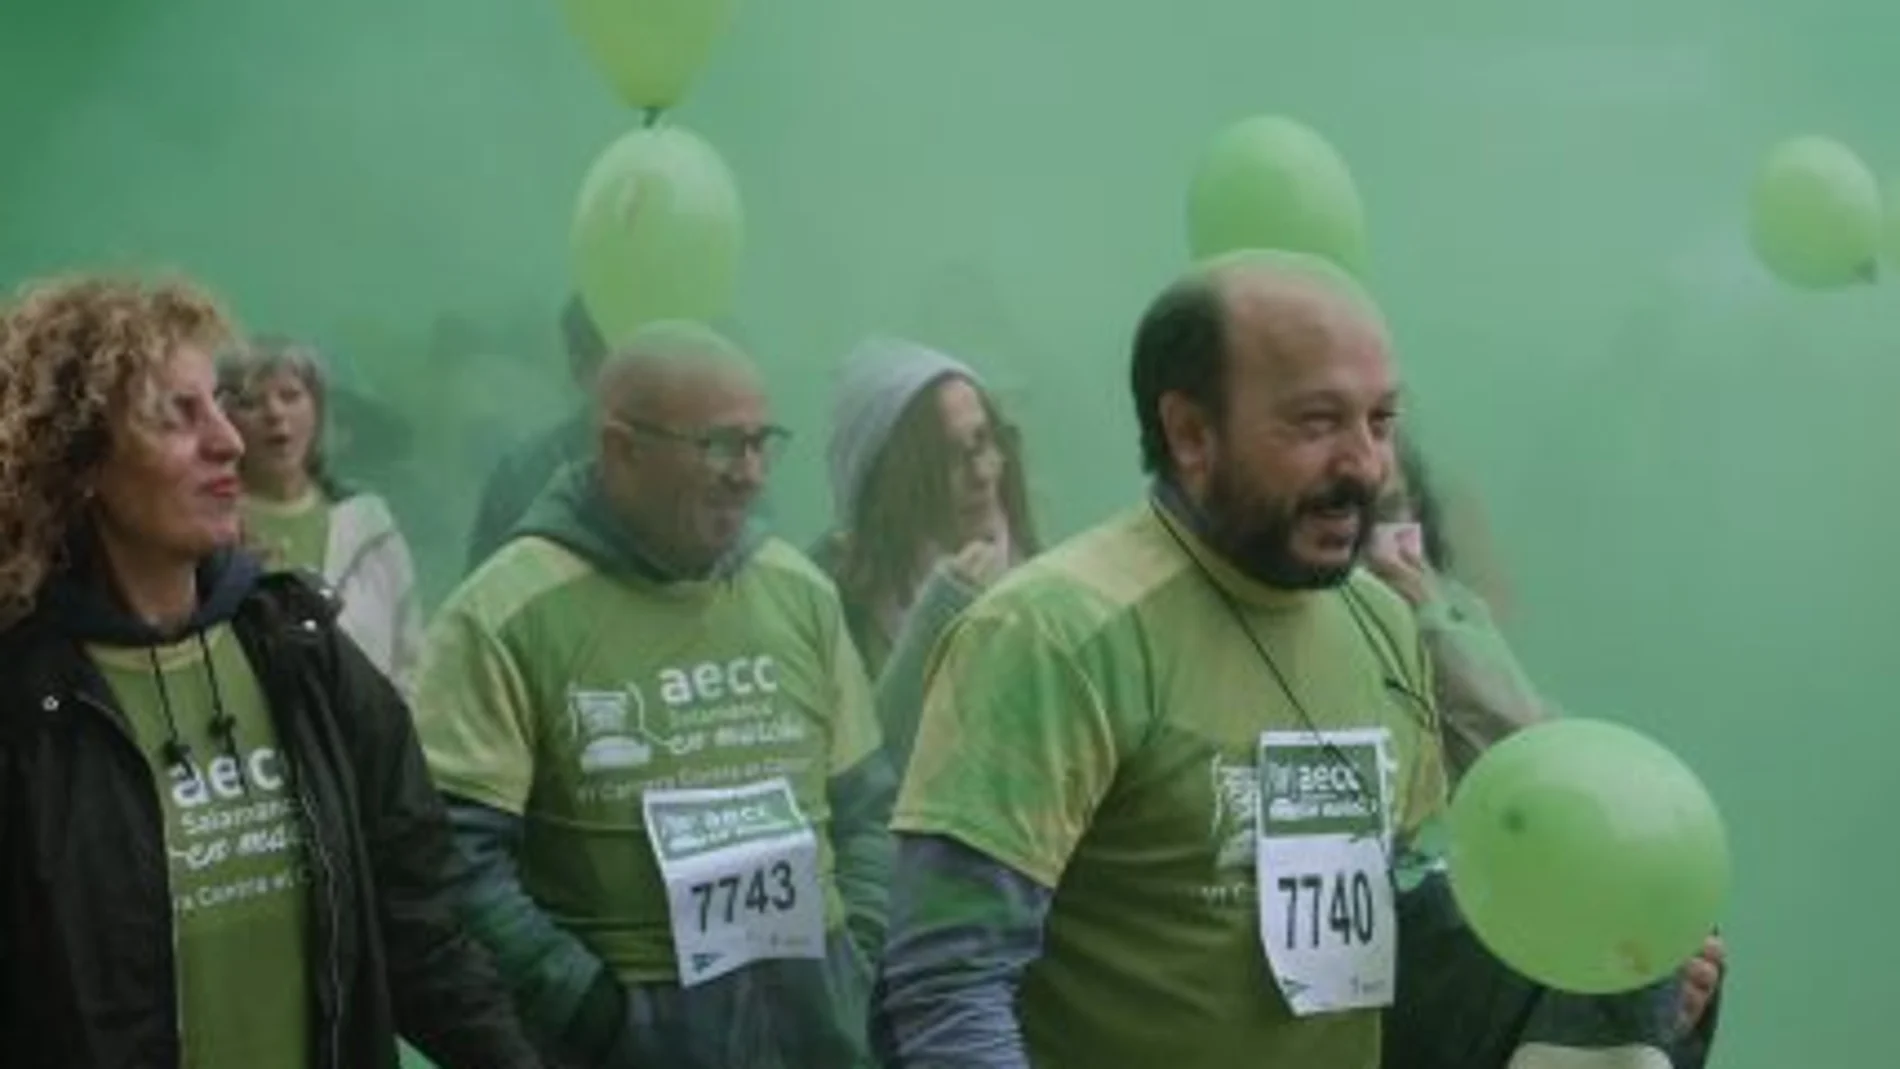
[{"x1": 413, "y1": 322, "x2": 895, "y2": 1069}]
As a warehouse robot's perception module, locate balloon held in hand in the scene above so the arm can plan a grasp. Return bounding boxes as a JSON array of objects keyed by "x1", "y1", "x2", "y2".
[{"x1": 1447, "y1": 718, "x2": 1730, "y2": 995}]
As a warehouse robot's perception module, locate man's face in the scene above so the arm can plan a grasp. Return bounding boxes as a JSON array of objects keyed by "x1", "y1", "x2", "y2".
[
  {"x1": 1191, "y1": 284, "x2": 1398, "y2": 589},
  {"x1": 602, "y1": 364, "x2": 783, "y2": 576}
]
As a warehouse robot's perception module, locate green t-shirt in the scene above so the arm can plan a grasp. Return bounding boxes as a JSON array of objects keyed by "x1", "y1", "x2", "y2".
[
  {"x1": 893, "y1": 505, "x2": 1449, "y2": 1069},
  {"x1": 90, "y1": 625, "x2": 312, "y2": 1069},
  {"x1": 242, "y1": 489, "x2": 331, "y2": 573},
  {"x1": 413, "y1": 536, "x2": 882, "y2": 984}
]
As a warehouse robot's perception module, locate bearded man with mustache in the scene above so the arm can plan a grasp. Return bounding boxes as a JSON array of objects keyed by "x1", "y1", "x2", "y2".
[
  {"x1": 876, "y1": 246, "x2": 1707, "y2": 1069},
  {"x1": 875, "y1": 250, "x2": 1446, "y2": 1069}
]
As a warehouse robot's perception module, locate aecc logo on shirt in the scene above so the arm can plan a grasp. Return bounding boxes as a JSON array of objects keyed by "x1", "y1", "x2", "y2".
[
  {"x1": 568, "y1": 655, "x2": 783, "y2": 775},
  {"x1": 167, "y1": 747, "x2": 289, "y2": 808},
  {"x1": 657, "y1": 656, "x2": 778, "y2": 707}
]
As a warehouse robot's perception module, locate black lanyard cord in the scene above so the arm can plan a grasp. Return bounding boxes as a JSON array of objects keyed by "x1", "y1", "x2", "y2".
[{"x1": 1153, "y1": 503, "x2": 1437, "y2": 864}]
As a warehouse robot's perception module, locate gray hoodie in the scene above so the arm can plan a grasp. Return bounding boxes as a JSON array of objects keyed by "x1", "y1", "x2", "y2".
[
  {"x1": 819, "y1": 338, "x2": 999, "y2": 772},
  {"x1": 825, "y1": 336, "x2": 981, "y2": 531}
]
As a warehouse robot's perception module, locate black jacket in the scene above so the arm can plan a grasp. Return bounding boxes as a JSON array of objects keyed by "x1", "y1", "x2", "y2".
[
  {"x1": 1384, "y1": 865, "x2": 1720, "y2": 1069},
  {"x1": 0, "y1": 553, "x2": 542, "y2": 1069}
]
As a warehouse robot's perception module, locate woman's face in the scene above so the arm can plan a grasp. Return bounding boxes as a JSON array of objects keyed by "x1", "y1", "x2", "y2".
[
  {"x1": 1375, "y1": 462, "x2": 1417, "y2": 524},
  {"x1": 935, "y1": 376, "x2": 1010, "y2": 545},
  {"x1": 1371, "y1": 467, "x2": 1428, "y2": 563},
  {"x1": 228, "y1": 366, "x2": 319, "y2": 491},
  {"x1": 90, "y1": 344, "x2": 246, "y2": 564}
]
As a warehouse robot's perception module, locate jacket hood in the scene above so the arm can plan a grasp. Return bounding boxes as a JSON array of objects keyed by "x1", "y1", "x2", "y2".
[
  {"x1": 512, "y1": 461, "x2": 765, "y2": 583},
  {"x1": 826, "y1": 336, "x2": 982, "y2": 528},
  {"x1": 38, "y1": 540, "x2": 263, "y2": 647}
]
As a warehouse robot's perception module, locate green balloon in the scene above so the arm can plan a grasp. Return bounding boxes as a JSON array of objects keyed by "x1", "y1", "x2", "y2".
[
  {"x1": 1186, "y1": 116, "x2": 1368, "y2": 276},
  {"x1": 557, "y1": 0, "x2": 736, "y2": 111},
  {"x1": 571, "y1": 124, "x2": 744, "y2": 351},
  {"x1": 1749, "y1": 136, "x2": 1883, "y2": 290},
  {"x1": 1885, "y1": 180, "x2": 1900, "y2": 276},
  {"x1": 1448, "y1": 719, "x2": 1730, "y2": 995}
]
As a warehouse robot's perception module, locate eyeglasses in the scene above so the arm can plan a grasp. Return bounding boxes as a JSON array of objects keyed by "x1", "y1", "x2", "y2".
[
  {"x1": 615, "y1": 417, "x2": 793, "y2": 472},
  {"x1": 952, "y1": 422, "x2": 1018, "y2": 472}
]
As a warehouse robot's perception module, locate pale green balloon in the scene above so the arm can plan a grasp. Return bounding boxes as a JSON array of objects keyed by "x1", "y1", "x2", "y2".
[
  {"x1": 1885, "y1": 179, "x2": 1900, "y2": 277},
  {"x1": 571, "y1": 124, "x2": 744, "y2": 351},
  {"x1": 1448, "y1": 719, "x2": 1730, "y2": 995},
  {"x1": 1186, "y1": 116, "x2": 1368, "y2": 277},
  {"x1": 557, "y1": 0, "x2": 736, "y2": 111},
  {"x1": 1748, "y1": 136, "x2": 1882, "y2": 291}
]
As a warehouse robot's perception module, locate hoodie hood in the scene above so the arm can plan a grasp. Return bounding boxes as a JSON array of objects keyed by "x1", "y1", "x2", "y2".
[
  {"x1": 39, "y1": 541, "x2": 263, "y2": 647},
  {"x1": 826, "y1": 336, "x2": 983, "y2": 528},
  {"x1": 512, "y1": 461, "x2": 766, "y2": 584},
  {"x1": 32, "y1": 535, "x2": 266, "y2": 789}
]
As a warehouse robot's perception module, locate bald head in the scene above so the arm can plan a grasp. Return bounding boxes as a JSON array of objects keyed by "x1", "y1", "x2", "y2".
[
  {"x1": 593, "y1": 320, "x2": 759, "y2": 429},
  {"x1": 1200, "y1": 249, "x2": 1383, "y2": 321},
  {"x1": 591, "y1": 320, "x2": 776, "y2": 577},
  {"x1": 1205, "y1": 250, "x2": 1387, "y2": 355}
]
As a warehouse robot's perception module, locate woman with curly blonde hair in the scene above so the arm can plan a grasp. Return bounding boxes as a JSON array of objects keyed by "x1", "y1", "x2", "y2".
[{"x1": 0, "y1": 275, "x2": 541, "y2": 1069}]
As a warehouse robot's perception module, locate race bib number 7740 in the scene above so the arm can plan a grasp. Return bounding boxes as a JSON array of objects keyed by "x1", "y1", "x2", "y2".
[
  {"x1": 644, "y1": 779, "x2": 825, "y2": 987},
  {"x1": 1256, "y1": 729, "x2": 1397, "y2": 1016}
]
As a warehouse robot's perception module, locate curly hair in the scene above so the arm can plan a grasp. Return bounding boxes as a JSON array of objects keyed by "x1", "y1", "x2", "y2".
[{"x1": 0, "y1": 275, "x2": 235, "y2": 626}]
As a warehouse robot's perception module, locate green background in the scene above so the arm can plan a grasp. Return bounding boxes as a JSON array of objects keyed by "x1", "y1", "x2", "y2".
[{"x1": 4, "y1": 1, "x2": 1892, "y2": 1063}]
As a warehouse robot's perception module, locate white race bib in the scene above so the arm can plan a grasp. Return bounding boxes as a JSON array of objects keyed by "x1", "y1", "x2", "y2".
[
  {"x1": 1256, "y1": 729, "x2": 1398, "y2": 1015},
  {"x1": 643, "y1": 778, "x2": 826, "y2": 987}
]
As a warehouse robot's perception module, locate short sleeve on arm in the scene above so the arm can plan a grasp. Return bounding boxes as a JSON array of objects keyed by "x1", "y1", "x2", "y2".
[
  {"x1": 891, "y1": 606, "x2": 1123, "y2": 890},
  {"x1": 411, "y1": 599, "x2": 540, "y2": 817}
]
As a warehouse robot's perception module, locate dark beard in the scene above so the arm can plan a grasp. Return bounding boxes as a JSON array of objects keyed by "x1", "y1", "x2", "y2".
[{"x1": 1203, "y1": 463, "x2": 1377, "y2": 590}]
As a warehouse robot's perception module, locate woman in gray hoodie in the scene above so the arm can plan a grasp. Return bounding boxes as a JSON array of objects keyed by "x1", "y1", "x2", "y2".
[{"x1": 814, "y1": 337, "x2": 1040, "y2": 770}]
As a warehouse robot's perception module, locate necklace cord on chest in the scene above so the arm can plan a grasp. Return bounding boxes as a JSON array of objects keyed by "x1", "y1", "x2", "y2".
[
  {"x1": 1154, "y1": 504, "x2": 1437, "y2": 867},
  {"x1": 142, "y1": 632, "x2": 249, "y2": 794},
  {"x1": 198, "y1": 629, "x2": 249, "y2": 795},
  {"x1": 146, "y1": 647, "x2": 193, "y2": 772}
]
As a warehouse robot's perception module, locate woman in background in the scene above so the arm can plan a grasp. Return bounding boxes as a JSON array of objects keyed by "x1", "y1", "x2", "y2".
[
  {"x1": 814, "y1": 337, "x2": 1040, "y2": 769},
  {"x1": 1368, "y1": 436, "x2": 1546, "y2": 780},
  {"x1": 220, "y1": 336, "x2": 425, "y2": 692},
  {"x1": 0, "y1": 274, "x2": 539, "y2": 1069}
]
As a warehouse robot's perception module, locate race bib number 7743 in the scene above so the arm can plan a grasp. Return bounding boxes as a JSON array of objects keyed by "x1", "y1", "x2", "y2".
[
  {"x1": 644, "y1": 779, "x2": 826, "y2": 987},
  {"x1": 1256, "y1": 729, "x2": 1397, "y2": 1016}
]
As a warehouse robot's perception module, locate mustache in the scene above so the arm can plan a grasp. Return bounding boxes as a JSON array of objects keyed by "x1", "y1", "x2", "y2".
[{"x1": 1296, "y1": 480, "x2": 1379, "y2": 516}]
